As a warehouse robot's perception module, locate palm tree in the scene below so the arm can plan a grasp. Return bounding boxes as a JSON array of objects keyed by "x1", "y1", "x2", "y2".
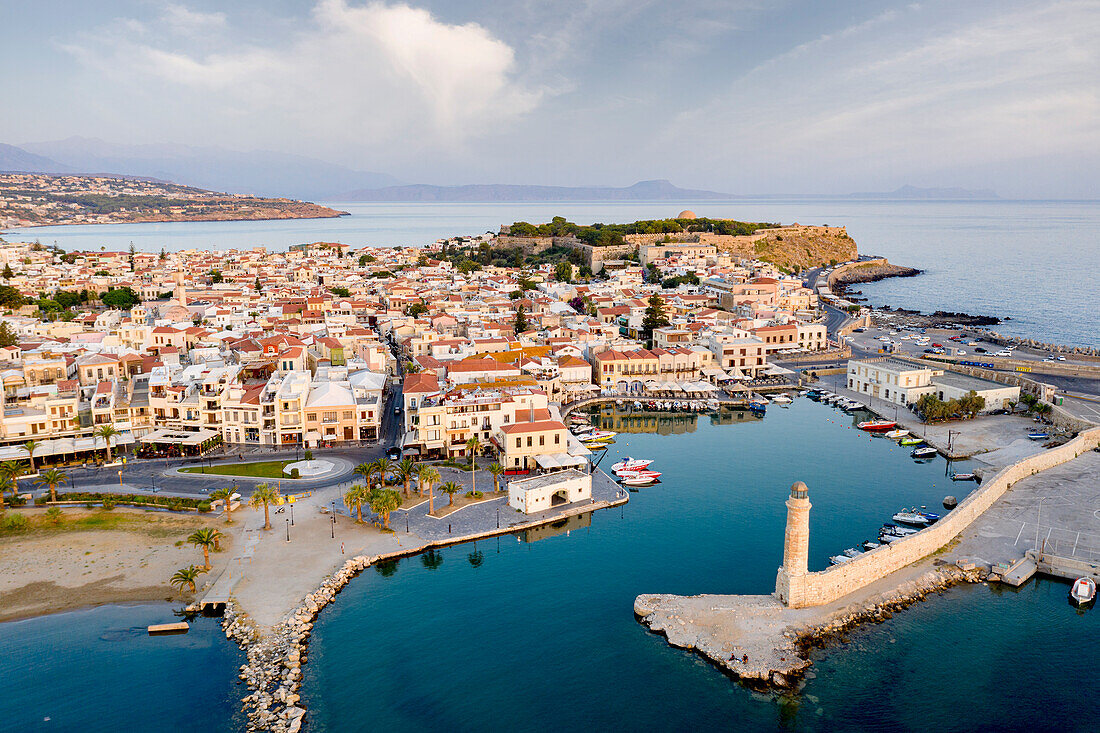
[
  {"x1": 249, "y1": 483, "x2": 280, "y2": 531},
  {"x1": 35, "y1": 467, "x2": 68, "y2": 503},
  {"x1": 394, "y1": 458, "x2": 417, "y2": 499},
  {"x1": 465, "y1": 436, "x2": 481, "y2": 494},
  {"x1": 344, "y1": 483, "x2": 369, "y2": 523},
  {"x1": 209, "y1": 487, "x2": 235, "y2": 523},
  {"x1": 418, "y1": 465, "x2": 440, "y2": 515},
  {"x1": 0, "y1": 461, "x2": 25, "y2": 510},
  {"x1": 368, "y1": 488, "x2": 402, "y2": 529},
  {"x1": 22, "y1": 440, "x2": 40, "y2": 474},
  {"x1": 441, "y1": 481, "x2": 461, "y2": 507},
  {"x1": 170, "y1": 565, "x2": 207, "y2": 599},
  {"x1": 488, "y1": 463, "x2": 504, "y2": 494},
  {"x1": 94, "y1": 424, "x2": 120, "y2": 463},
  {"x1": 187, "y1": 528, "x2": 221, "y2": 570},
  {"x1": 354, "y1": 461, "x2": 378, "y2": 490},
  {"x1": 374, "y1": 457, "x2": 394, "y2": 489}
]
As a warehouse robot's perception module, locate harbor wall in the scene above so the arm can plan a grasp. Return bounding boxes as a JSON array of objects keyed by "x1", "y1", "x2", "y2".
[{"x1": 780, "y1": 426, "x2": 1100, "y2": 608}]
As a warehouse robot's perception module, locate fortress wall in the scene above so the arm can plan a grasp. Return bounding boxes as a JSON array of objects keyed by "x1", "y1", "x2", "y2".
[{"x1": 781, "y1": 426, "x2": 1100, "y2": 608}]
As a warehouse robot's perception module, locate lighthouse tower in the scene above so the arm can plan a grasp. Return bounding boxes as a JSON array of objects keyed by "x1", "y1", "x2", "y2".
[{"x1": 775, "y1": 481, "x2": 811, "y2": 607}]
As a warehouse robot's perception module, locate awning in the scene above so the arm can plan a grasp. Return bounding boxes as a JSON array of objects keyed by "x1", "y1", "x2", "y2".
[
  {"x1": 0, "y1": 433, "x2": 136, "y2": 462},
  {"x1": 138, "y1": 428, "x2": 220, "y2": 445},
  {"x1": 534, "y1": 452, "x2": 589, "y2": 469}
]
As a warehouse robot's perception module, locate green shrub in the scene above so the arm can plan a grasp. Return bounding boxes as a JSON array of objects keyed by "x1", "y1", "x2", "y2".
[
  {"x1": 9, "y1": 494, "x2": 27, "y2": 507},
  {"x1": 102, "y1": 499, "x2": 115, "y2": 510},
  {"x1": 304, "y1": 449, "x2": 314, "y2": 461},
  {"x1": 1, "y1": 513, "x2": 28, "y2": 530},
  {"x1": 45, "y1": 507, "x2": 62, "y2": 524},
  {"x1": 466, "y1": 490, "x2": 483, "y2": 499},
  {"x1": 197, "y1": 502, "x2": 211, "y2": 513},
  {"x1": 290, "y1": 468, "x2": 300, "y2": 479}
]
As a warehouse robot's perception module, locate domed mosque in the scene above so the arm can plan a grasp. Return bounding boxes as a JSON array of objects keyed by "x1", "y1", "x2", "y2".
[{"x1": 677, "y1": 210, "x2": 697, "y2": 219}]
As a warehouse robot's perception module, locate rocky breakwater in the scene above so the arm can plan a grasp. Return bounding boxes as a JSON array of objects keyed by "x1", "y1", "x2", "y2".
[
  {"x1": 222, "y1": 554, "x2": 374, "y2": 732},
  {"x1": 634, "y1": 562, "x2": 982, "y2": 690},
  {"x1": 831, "y1": 260, "x2": 922, "y2": 292}
]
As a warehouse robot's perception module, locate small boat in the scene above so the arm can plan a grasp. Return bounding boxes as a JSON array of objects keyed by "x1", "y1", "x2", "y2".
[
  {"x1": 881, "y1": 523, "x2": 918, "y2": 537},
  {"x1": 830, "y1": 554, "x2": 854, "y2": 565},
  {"x1": 621, "y1": 475, "x2": 658, "y2": 487},
  {"x1": 892, "y1": 511, "x2": 930, "y2": 526},
  {"x1": 884, "y1": 429, "x2": 909, "y2": 439},
  {"x1": 862, "y1": 540, "x2": 882, "y2": 550},
  {"x1": 951, "y1": 472, "x2": 977, "y2": 481},
  {"x1": 917, "y1": 511, "x2": 941, "y2": 522},
  {"x1": 771, "y1": 394, "x2": 793, "y2": 404},
  {"x1": 911, "y1": 446, "x2": 938, "y2": 458},
  {"x1": 842, "y1": 547, "x2": 864, "y2": 558},
  {"x1": 1069, "y1": 577, "x2": 1096, "y2": 607},
  {"x1": 900, "y1": 437, "x2": 924, "y2": 446},
  {"x1": 611, "y1": 457, "x2": 654, "y2": 472},
  {"x1": 858, "y1": 420, "x2": 897, "y2": 432},
  {"x1": 877, "y1": 532, "x2": 904, "y2": 543},
  {"x1": 1027, "y1": 432, "x2": 1050, "y2": 441},
  {"x1": 843, "y1": 402, "x2": 866, "y2": 412},
  {"x1": 749, "y1": 403, "x2": 766, "y2": 415}
]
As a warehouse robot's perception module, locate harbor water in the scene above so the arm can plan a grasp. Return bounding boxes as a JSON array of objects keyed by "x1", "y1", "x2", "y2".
[{"x1": 5, "y1": 199, "x2": 1098, "y2": 347}]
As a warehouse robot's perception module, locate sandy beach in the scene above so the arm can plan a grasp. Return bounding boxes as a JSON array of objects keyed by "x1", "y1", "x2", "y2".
[{"x1": 0, "y1": 507, "x2": 234, "y2": 622}]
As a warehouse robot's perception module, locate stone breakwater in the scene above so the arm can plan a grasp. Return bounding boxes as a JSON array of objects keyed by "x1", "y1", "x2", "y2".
[
  {"x1": 980, "y1": 331, "x2": 1100, "y2": 358},
  {"x1": 222, "y1": 554, "x2": 373, "y2": 733},
  {"x1": 634, "y1": 564, "x2": 981, "y2": 690},
  {"x1": 831, "y1": 262, "x2": 922, "y2": 290}
]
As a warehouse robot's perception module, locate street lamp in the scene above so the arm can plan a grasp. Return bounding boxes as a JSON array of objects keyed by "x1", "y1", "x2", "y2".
[
  {"x1": 331, "y1": 501, "x2": 336, "y2": 523},
  {"x1": 290, "y1": 503, "x2": 294, "y2": 526},
  {"x1": 330, "y1": 514, "x2": 335, "y2": 538},
  {"x1": 286, "y1": 518, "x2": 290, "y2": 542}
]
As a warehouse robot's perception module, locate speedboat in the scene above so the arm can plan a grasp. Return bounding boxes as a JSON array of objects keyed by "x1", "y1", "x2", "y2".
[
  {"x1": 911, "y1": 446, "x2": 938, "y2": 458},
  {"x1": 862, "y1": 540, "x2": 882, "y2": 550},
  {"x1": 611, "y1": 457, "x2": 654, "y2": 473},
  {"x1": 771, "y1": 394, "x2": 793, "y2": 404},
  {"x1": 858, "y1": 420, "x2": 897, "y2": 432},
  {"x1": 892, "y1": 511, "x2": 930, "y2": 526},
  {"x1": 1070, "y1": 577, "x2": 1096, "y2": 607},
  {"x1": 877, "y1": 532, "x2": 903, "y2": 543},
  {"x1": 881, "y1": 523, "x2": 919, "y2": 537},
  {"x1": 829, "y1": 554, "x2": 854, "y2": 565},
  {"x1": 1027, "y1": 432, "x2": 1050, "y2": 441},
  {"x1": 951, "y1": 472, "x2": 977, "y2": 481},
  {"x1": 842, "y1": 547, "x2": 864, "y2": 558},
  {"x1": 917, "y1": 510, "x2": 940, "y2": 522},
  {"x1": 621, "y1": 475, "x2": 658, "y2": 487},
  {"x1": 900, "y1": 437, "x2": 924, "y2": 446},
  {"x1": 884, "y1": 429, "x2": 909, "y2": 439},
  {"x1": 844, "y1": 402, "x2": 866, "y2": 412},
  {"x1": 581, "y1": 430, "x2": 616, "y2": 440}
]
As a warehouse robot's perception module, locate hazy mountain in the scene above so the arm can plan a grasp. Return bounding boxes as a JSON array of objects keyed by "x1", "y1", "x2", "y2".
[
  {"x1": 846, "y1": 185, "x2": 999, "y2": 199},
  {"x1": 337, "y1": 178, "x2": 733, "y2": 202},
  {"x1": 18, "y1": 137, "x2": 400, "y2": 200},
  {"x1": 0, "y1": 143, "x2": 75, "y2": 174}
]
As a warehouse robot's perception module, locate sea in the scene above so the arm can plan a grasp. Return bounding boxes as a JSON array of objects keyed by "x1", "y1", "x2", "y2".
[{"x1": 4, "y1": 198, "x2": 1098, "y2": 347}]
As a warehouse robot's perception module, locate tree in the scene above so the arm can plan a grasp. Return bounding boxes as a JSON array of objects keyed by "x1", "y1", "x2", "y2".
[
  {"x1": 554, "y1": 261, "x2": 572, "y2": 283},
  {"x1": 209, "y1": 270, "x2": 224, "y2": 284},
  {"x1": 344, "y1": 483, "x2": 369, "y2": 523},
  {"x1": 94, "y1": 424, "x2": 120, "y2": 462},
  {"x1": 0, "y1": 284, "x2": 25, "y2": 309},
  {"x1": 209, "y1": 487, "x2": 235, "y2": 523},
  {"x1": 188, "y1": 528, "x2": 221, "y2": 570},
  {"x1": 488, "y1": 463, "x2": 504, "y2": 494},
  {"x1": 1, "y1": 263, "x2": 12, "y2": 279},
  {"x1": 465, "y1": 436, "x2": 480, "y2": 494},
  {"x1": 440, "y1": 481, "x2": 461, "y2": 507},
  {"x1": 170, "y1": 565, "x2": 206, "y2": 599},
  {"x1": 249, "y1": 483, "x2": 280, "y2": 530},
  {"x1": 368, "y1": 487, "x2": 402, "y2": 529},
  {"x1": 394, "y1": 458, "x2": 417, "y2": 499},
  {"x1": 641, "y1": 293, "x2": 670, "y2": 344},
  {"x1": 518, "y1": 275, "x2": 536, "y2": 291},
  {"x1": 406, "y1": 301, "x2": 429, "y2": 317},
  {"x1": 0, "y1": 321, "x2": 18, "y2": 348},
  {"x1": 128, "y1": 243, "x2": 136, "y2": 272},
  {"x1": 159, "y1": 248, "x2": 167, "y2": 262},
  {"x1": 354, "y1": 461, "x2": 377, "y2": 490},
  {"x1": 418, "y1": 465, "x2": 440, "y2": 515},
  {"x1": 0, "y1": 460, "x2": 24, "y2": 510},
  {"x1": 373, "y1": 457, "x2": 393, "y2": 489},
  {"x1": 514, "y1": 305, "x2": 529, "y2": 333},
  {"x1": 359, "y1": 254, "x2": 376, "y2": 266},
  {"x1": 100, "y1": 287, "x2": 139, "y2": 310},
  {"x1": 22, "y1": 440, "x2": 40, "y2": 474},
  {"x1": 330, "y1": 286, "x2": 351, "y2": 298},
  {"x1": 35, "y1": 468, "x2": 68, "y2": 503},
  {"x1": 254, "y1": 277, "x2": 262, "y2": 292}
]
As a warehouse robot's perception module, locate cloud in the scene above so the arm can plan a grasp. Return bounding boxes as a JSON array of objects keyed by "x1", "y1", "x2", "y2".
[
  {"x1": 662, "y1": 0, "x2": 1100, "y2": 191},
  {"x1": 61, "y1": 0, "x2": 544, "y2": 152}
]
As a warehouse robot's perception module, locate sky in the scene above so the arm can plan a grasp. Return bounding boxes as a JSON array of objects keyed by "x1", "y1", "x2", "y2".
[{"x1": 1, "y1": 0, "x2": 1098, "y2": 197}]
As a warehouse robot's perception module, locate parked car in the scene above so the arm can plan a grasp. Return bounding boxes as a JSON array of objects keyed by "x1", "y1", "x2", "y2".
[
  {"x1": 974, "y1": 347, "x2": 987, "y2": 353},
  {"x1": 386, "y1": 446, "x2": 401, "y2": 460}
]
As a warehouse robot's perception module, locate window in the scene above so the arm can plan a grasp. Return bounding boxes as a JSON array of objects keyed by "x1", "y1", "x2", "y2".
[
  {"x1": 539, "y1": 435, "x2": 545, "y2": 446},
  {"x1": 526, "y1": 436, "x2": 532, "y2": 447},
  {"x1": 554, "y1": 434, "x2": 560, "y2": 444},
  {"x1": 516, "y1": 437, "x2": 522, "y2": 448}
]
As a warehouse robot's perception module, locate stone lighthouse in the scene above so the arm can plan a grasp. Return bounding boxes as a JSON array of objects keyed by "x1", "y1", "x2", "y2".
[{"x1": 775, "y1": 481, "x2": 811, "y2": 607}]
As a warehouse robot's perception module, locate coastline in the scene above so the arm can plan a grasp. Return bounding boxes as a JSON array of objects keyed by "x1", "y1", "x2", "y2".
[{"x1": 3, "y1": 208, "x2": 349, "y2": 232}]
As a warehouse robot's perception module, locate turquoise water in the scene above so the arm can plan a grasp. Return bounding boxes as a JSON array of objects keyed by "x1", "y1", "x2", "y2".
[
  {"x1": 0, "y1": 603, "x2": 245, "y2": 732},
  {"x1": 7, "y1": 199, "x2": 1096, "y2": 346},
  {"x1": 295, "y1": 400, "x2": 1099, "y2": 731}
]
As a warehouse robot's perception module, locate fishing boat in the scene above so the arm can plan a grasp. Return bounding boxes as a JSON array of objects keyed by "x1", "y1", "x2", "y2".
[
  {"x1": 892, "y1": 510, "x2": 930, "y2": 526},
  {"x1": 884, "y1": 429, "x2": 909, "y2": 439},
  {"x1": 621, "y1": 475, "x2": 658, "y2": 487},
  {"x1": 881, "y1": 523, "x2": 918, "y2": 537},
  {"x1": 1070, "y1": 577, "x2": 1096, "y2": 607},
  {"x1": 771, "y1": 393, "x2": 793, "y2": 404},
  {"x1": 611, "y1": 457, "x2": 654, "y2": 472},
  {"x1": 911, "y1": 446, "x2": 938, "y2": 458},
  {"x1": 842, "y1": 547, "x2": 864, "y2": 558},
  {"x1": 1027, "y1": 432, "x2": 1050, "y2": 441},
  {"x1": 862, "y1": 540, "x2": 882, "y2": 550},
  {"x1": 829, "y1": 554, "x2": 854, "y2": 565},
  {"x1": 951, "y1": 472, "x2": 977, "y2": 481},
  {"x1": 858, "y1": 419, "x2": 897, "y2": 432},
  {"x1": 900, "y1": 437, "x2": 924, "y2": 446}
]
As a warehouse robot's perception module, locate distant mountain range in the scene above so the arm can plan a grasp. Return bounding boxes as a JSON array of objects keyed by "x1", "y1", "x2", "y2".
[
  {"x1": 7, "y1": 138, "x2": 400, "y2": 200},
  {"x1": 1, "y1": 138, "x2": 999, "y2": 202},
  {"x1": 336, "y1": 179, "x2": 734, "y2": 202}
]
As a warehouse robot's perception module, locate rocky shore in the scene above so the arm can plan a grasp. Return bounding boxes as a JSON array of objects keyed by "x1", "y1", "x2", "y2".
[
  {"x1": 831, "y1": 262, "x2": 922, "y2": 290},
  {"x1": 871, "y1": 306, "x2": 1002, "y2": 328},
  {"x1": 635, "y1": 563, "x2": 983, "y2": 691}
]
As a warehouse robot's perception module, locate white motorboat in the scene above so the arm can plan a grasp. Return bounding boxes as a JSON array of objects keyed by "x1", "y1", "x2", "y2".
[
  {"x1": 881, "y1": 523, "x2": 918, "y2": 537},
  {"x1": 884, "y1": 429, "x2": 909, "y2": 439},
  {"x1": 771, "y1": 394, "x2": 793, "y2": 404},
  {"x1": 617, "y1": 470, "x2": 662, "y2": 481},
  {"x1": 829, "y1": 554, "x2": 854, "y2": 565},
  {"x1": 1070, "y1": 577, "x2": 1096, "y2": 607},
  {"x1": 621, "y1": 475, "x2": 658, "y2": 487},
  {"x1": 911, "y1": 446, "x2": 938, "y2": 458},
  {"x1": 892, "y1": 511, "x2": 930, "y2": 526},
  {"x1": 842, "y1": 547, "x2": 864, "y2": 558},
  {"x1": 611, "y1": 457, "x2": 654, "y2": 473}
]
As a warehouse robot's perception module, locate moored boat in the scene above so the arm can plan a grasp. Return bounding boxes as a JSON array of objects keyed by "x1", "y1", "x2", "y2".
[
  {"x1": 858, "y1": 419, "x2": 897, "y2": 432},
  {"x1": 884, "y1": 429, "x2": 909, "y2": 439},
  {"x1": 951, "y1": 472, "x2": 977, "y2": 481},
  {"x1": 900, "y1": 437, "x2": 924, "y2": 446},
  {"x1": 621, "y1": 475, "x2": 658, "y2": 486},
  {"x1": 881, "y1": 523, "x2": 918, "y2": 537},
  {"x1": 862, "y1": 540, "x2": 882, "y2": 550},
  {"x1": 771, "y1": 394, "x2": 793, "y2": 404},
  {"x1": 611, "y1": 457, "x2": 654, "y2": 473},
  {"x1": 842, "y1": 547, "x2": 864, "y2": 558},
  {"x1": 1027, "y1": 432, "x2": 1050, "y2": 441},
  {"x1": 892, "y1": 510, "x2": 930, "y2": 526},
  {"x1": 911, "y1": 446, "x2": 938, "y2": 458},
  {"x1": 1070, "y1": 577, "x2": 1096, "y2": 607},
  {"x1": 829, "y1": 554, "x2": 854, "y2": 565}
]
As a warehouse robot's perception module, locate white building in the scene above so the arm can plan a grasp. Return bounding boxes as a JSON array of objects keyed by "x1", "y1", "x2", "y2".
[{"x1": 507, "y1": 469, "x2": 592, "y2": 514}]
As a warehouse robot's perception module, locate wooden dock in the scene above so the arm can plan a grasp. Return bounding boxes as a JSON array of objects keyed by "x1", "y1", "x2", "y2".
[{"x1": 147, "y1": 622, "x2": 189, "y2": 635}]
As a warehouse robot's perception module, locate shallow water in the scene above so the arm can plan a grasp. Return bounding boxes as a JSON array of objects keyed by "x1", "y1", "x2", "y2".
[{"x1": 294, "y1": 399, "x2": 1096, "y2": 732}]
